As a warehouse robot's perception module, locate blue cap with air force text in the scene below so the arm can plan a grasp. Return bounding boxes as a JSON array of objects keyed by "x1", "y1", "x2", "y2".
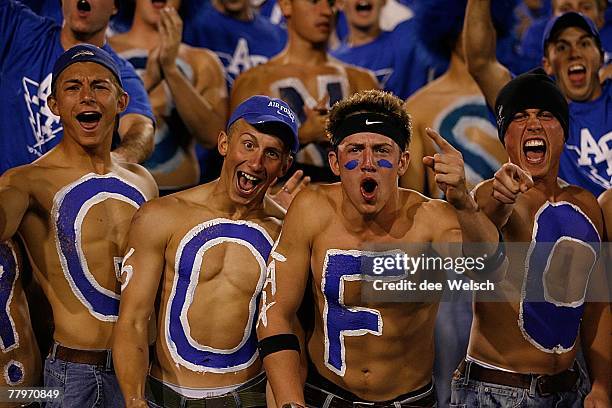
[{"x1": 228, "y1": 95, "x2": 300, "y2": 154}]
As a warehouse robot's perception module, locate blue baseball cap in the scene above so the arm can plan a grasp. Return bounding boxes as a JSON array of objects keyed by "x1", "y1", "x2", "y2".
[
  {"x1": 228, "y1": 95, "x2": 300, "y2": 154},
  {"x1": 51, "y1": 44, "x2": 122, "y2": 92},
  {"x1": 542, "y1": 12, "x2": 602, "y2": 53}
]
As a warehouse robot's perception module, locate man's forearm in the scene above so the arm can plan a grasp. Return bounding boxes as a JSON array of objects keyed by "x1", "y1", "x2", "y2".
[
  {"x1": 464, "y1": 0, "x2": 496, "y2": 75},
  {"x1": 113, "y1": 320, "x2": 150, "y2": 407},
  {"x1": 114, "y1": 114, "x2": 155, "y2": 163},
  {"x1": 456, "y1": 200, "x2": 499, "y2": 252},
  {"x1": 263, "y1": 350, "x2": 305, "y2": 406},
  {"x1": 163, "y1": 66, "x2": 226, "y2": 149},
  {"x1": 455, "y1": 199, "x2": 506, "y2": 281}
]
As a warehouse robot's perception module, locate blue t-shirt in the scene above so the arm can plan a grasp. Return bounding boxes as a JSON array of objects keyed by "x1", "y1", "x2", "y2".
[
  {"x1": 560, "y1": 80, "x2": 612, "y2": 197},
  {"x1": 183, "y1": 3, "x2": 286, "y2": 89},
  {"x1": 0, "y1": 0, "x2": 154, "y2": 175},
  {"x1": 331, "y1": 21, "x2": 442, "y2": 99}
]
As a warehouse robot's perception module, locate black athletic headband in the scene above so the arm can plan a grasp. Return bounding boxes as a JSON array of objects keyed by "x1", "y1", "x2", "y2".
[{"x1": 332, "y1": 112, "x2": 408, "y2": 151}]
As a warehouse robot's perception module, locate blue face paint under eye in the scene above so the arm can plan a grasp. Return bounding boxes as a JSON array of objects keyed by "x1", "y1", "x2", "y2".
[
  {"x1": 377, "y1": 159, "x2": 393, "y2": 168},
  {"x1": 344, "y1": 160, "x2": 359, "y2": 170}
]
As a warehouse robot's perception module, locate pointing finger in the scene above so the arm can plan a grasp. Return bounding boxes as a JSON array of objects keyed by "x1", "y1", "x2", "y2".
[{"x1": 425, "y1": 128, "x2": 456, "y2": 154}]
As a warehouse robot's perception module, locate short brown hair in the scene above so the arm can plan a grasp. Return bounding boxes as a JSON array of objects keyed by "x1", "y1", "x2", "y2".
[{"x1": 326, "y1": 90, "x2": 412, "y2": 150}]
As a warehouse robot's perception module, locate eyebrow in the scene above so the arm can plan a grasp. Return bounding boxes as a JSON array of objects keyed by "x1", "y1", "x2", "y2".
[
  {"x1": 373, "y1": 142, "x2": 393, "y2": 148},
  {"x1": 346, "y1": 142, "x2": 393, "y2": 148},
  {"x1": 61, "y1": 78, "x2": 112, "y2": 86},
  {"x1": 240, "y1": 132, "x2": 258, "y2": 142}
]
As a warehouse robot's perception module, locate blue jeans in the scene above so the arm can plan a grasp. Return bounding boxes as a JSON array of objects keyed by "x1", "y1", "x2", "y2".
[
  {"x1": 43, "y1": 356, "x2": 125, "y2": 407},
  {"x1": 450, "y1": 364, "x2": 586, "y2": 407},
  {"x1": 433, "y1": 301, "x2": 472, "y2": 406}
]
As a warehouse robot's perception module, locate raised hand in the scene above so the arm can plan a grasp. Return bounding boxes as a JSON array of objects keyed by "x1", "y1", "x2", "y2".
[
  {"x1": 300, "y1": 94, "x2": 330, "y2": 144},
  {"x1": 492, "y1": 161, "x2": 534, "y2": 204},
  {"x1": 267, "y1": 170, "x2": 311, "y2": 212},
  {"x1": 422, "y1": 128, "x2": 474, "y2": 210},
  {"x1": 144, "y1": 46, "x2": 163, "y2": 92},
  {"x1": 158, "y1": 6, "x2": 183, "y2": 71}
]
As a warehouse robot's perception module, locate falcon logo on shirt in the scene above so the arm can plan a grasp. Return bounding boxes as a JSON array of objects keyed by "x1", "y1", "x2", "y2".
[{"x1": 22, "y1": 73, "x2": 62, "y2": 157}]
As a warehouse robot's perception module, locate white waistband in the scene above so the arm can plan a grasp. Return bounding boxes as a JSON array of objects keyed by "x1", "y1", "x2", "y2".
[
  {"x1": 466, "y1": 355, "x2": 520, "y2": 373},
  {"x1": 150, "y1": 376, "x2": 247, "y2": 398}
]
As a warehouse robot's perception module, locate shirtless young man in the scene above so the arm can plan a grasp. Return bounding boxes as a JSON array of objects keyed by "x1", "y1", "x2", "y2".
[
  {"x1": 0, "y1": 0, "x2": 155, "y2": 173},
  {"x1": 0, "y1": 240, "x2": 41, "y2": 407},
  {"x1": 112, "y1": 95, "x2": 299, "y2": 408},
  {"x1": 230, "y1": 0, "x2": 378, "y2": 181},
  {"x1": 452, "y1": 69, "x2": 611, "y2": 407},
  {"x1": 0, "y1": 45, "x2": 158, "y2": 407},
  {"x1": 110, "y1": 0, "x2": 228, "y2": 194},
  {"x1": 257, "y1": 89, "x2": 504, "y2": 407}
]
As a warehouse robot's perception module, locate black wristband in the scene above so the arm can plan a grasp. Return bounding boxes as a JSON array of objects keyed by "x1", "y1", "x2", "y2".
[
  {"x1": 480, "y1": 229, "x2": 506, "y2": 274},
  {"x1": 258, "y1": 334, "x2": 300, "y2": 360}
]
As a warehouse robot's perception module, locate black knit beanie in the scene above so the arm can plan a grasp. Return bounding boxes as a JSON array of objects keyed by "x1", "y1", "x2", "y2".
[{"x1": 494, "y1": 68, "x2": 569, "y2": 145}]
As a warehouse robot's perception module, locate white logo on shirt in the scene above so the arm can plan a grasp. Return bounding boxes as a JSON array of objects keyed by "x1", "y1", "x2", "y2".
[
  {"x1": 22, "y1": 73, "x2": 62, "y2": 157},
  {"x1": 566, "y1": 128, "x2": 612, "y2": 189}
]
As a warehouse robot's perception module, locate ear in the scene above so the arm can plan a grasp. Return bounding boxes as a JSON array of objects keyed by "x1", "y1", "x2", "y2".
[
  {"x1": 278, "y1": 0, "x2": 292, "y2": 18},
  {"x1": 541, "y1": 55, "x2": 554, "y2": 76},
  {"x1": 328, "y1": 149, "x2": 341, "y2": 176},
  {"x1": 117, "y1": 91, "x2": 129, "y2": 114},
  {"x1": 280, "y1": 154, "x2": 294, "y2": 177},
  {"x1": 397, "y1": 150, "x2": 410, "y2": 177},
  {"x1": 48, "y1": 94, "x2": 60, "y2": 117},
  {"x1": 218, "y1": 131, "x2": 230, "y2": 157}
]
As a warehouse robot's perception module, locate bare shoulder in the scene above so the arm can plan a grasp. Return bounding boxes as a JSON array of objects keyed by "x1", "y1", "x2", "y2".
[
  {"x1": 598, "y1": 188, "x2": 612, "y2": 208},
  {"x1": 129, "y1": 189, "x2": 199, "y2": 232},
  {"x1": 115, "y1": 162, "x2": 158, "y2": 200},
  {"x1": 342, "y1": 63, "x2": 378, "y2": 91},
  {"x1": 232, "y1": 63, "x2": 267, "y2": 91},
  {"x1": 560, "y1": 184, "x2": 603, "y2": 230},
  {"x1": 0, "y1": 164, "x2": 48, "y2": 195},
  {"x1": 181, "y1": 44, "x2": 224, "y2": 74},
  {"x1": 287, "y1": 185, "x2": 335, "y2": 228},
  {"x1": 404, "y1": 81, "x2": 442, "y2": 113},
  {"x1": 107, "y1": 33, "x2": 132, "y2": 52},
  {"x1": 398, "y1": 188, "x2": 440, "y2": 214},
  {"x1": 231, "y1": 64, "x2": 270, "y2": 108},
  {"x1": 0, "y1": 164, "x2": 32, "y2": 186}
]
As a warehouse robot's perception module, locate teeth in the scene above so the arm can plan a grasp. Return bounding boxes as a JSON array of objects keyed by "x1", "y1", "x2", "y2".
[
  {"x1": 569, "y1": 64, "x2": 585, "y2": 73},
  {"x1": 241, "y1": 171, "x2": 260, "y2": 182},
  {"x1": 524, "y1": 139, "x2": 545, "y2": 147}
]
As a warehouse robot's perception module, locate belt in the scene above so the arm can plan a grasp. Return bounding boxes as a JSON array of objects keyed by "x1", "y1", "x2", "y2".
[
  {"x1": 456, "y1": 360, "x2": 579, "y2": 395},
  {"x1": 304, "y1": 383, "x2": 436, "y2": 408},
  {"x1": 146, "y1": 374, "x2": 267, "y2": 408},
  {"x1": 48, "y1": 342, "x2": 113, "y2": 369}
]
